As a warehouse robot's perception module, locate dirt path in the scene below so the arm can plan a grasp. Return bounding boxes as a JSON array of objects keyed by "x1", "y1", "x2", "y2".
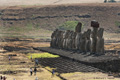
[
  {"x1": 0, "y1": 38, "x2": 120, "y2": 80},
  {"x1": 0, "y1": 51, "x2": 60, "y2": 80}
]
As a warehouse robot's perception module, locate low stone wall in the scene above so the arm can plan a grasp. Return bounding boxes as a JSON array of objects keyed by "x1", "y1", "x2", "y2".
[
  {"x1": 87, "y1": 59, "x2": 120, "y2": 72},
  {"x1": 34, "y1": 47, "x2": 120, "y2": 72}
]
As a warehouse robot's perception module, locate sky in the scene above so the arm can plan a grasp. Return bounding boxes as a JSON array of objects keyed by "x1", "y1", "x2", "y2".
[
  {"x1": 0, "y1": 0, "x2": 105, "y2": 6},
  {"x1": 0, "y1": 0, "x2": 120, "y2": 7}
]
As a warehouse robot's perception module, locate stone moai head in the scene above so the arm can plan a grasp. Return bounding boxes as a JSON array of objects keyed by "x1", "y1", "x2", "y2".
[
  {"x1": 91, "y1": 20, "x2": 99, "y2": 28},
  {"x1": 63, "y1": 31, "x2": 67, "y2": 39},
  {"x1": 65, "y1": 30, "x2": 70, "y2": 38},
  {"x1": 97, "y1": 28, "x2": 104, "y2": 38},
  {"x1": 82, "y1": 32, "x2": 87, "y2": 39},
  {"x1": 59, "y1": 30, "x2": 63, "y2": 38},
  {"x1": 54, "y1": 29, "x2": 59, "y2": 38},
  {"x1": 57, "y1": 30, "x2": 61, "y2": 38},
  {"x1": 60, "y1": 31, "x2": 64, "y2": 38},
  {"x1": 73, "y1": 32, "x2": 77, "y2": 39},
  {"x1": 71, "y1": 31, "x2": 75, "y2": 39},
  {"x1": 75, "y1": 22, "x2": 82, "y2": 33},
  {"x1": 55, "y1": 29, "x2": 58, "y2": 31},
  {"x1": 86, "y1": 29, "x2": 91, "y2": 39}
]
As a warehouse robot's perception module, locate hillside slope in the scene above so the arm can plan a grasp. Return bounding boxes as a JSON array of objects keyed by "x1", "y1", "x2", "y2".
[
  {"x1": 0, "y1": 3, "x2": 120, "y2": 39},
  {"x1": 0, "y1": 3, "x2": 120, "y2": 32}
]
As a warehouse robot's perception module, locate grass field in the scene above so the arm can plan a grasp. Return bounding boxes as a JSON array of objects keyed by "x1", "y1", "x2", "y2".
[
  {"x1": 0, "y1": 25, "x2": 52, "y2": 39},
  {"x1": 27, "y1": 52, "x2": 59, "y2": 59}
]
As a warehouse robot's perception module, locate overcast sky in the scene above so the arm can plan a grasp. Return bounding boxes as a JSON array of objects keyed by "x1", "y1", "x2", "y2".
[
  {"x1": 0, "y1": 0, "x2": 119, "y2": 6},
  {"x1": 0, "y1": 0, "x2": 105, "y2": 6}
]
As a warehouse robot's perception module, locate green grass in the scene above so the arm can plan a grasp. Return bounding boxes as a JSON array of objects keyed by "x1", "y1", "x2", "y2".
[
  {"x1": 0, "y1": 23, "x2": 52, "y2": 39},
  {"x1": 115, "y1": 21, "x2": 120, "y2": 27},
  {"x1": 7, "y1": 23, "x2": 34, "y2": 32},
  {"x1": 115, "y1": 21, "x2": 120, "y2": 32},
  {"x1": 58, "y1": 21, "x2": 79, "y2": 31},
  {"x1": 27, "y1": 52, "x2": 59, "y2": 59}
]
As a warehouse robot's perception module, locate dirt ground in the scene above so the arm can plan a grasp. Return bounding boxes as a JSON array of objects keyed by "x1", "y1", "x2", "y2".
[
  {"x1": 0, "y1": 38, "x2": 120, "y2": 80},
  {"x1": 0, "y1": 40, "x2": 61, "y2": 80}
]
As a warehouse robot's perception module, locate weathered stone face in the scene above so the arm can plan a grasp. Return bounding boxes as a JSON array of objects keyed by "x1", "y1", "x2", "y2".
[
  {"x1": 85, "y1": 29, "x2": 91, "y2": 52},
  {"x1": 97, "y1": 28, "x2": 104, "y2": 38},
  {"x1": 75, "y1": 33, "x2": 82, "y2": 50},
  {"x1": 96, "y1": 28, "x2": 104, "y2": 54},
  {"x1": 86, "y1": 29, "x2": 91, "y2": 39},
  {"x1": 75, "y1": 22, "x2": 82, "y2": 33}
]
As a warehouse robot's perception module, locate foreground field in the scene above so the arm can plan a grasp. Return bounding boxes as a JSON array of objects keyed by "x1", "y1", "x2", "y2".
[
  {"x1": 0, "y1": 41, "x2": 61, "y2": 80},
  {"x1": 0, "y1": 38, "x2": 120, "y2": 80}
]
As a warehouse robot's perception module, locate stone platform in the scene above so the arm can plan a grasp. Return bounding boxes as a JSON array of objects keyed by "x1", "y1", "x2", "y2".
[{"x1": 34, "y1": 47, "x2": 120, "y2": 72}]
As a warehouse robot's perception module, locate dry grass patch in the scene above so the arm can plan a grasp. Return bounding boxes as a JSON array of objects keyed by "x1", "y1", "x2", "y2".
[
  {"x1": 61, "y1": 72, "x2": 119, "y2": 80},
  {"x1": 27, "y1": 52, "x2": 59, "y2": 59}
]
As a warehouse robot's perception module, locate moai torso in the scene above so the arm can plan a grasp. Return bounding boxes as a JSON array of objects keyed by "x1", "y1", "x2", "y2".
[
  {"x1": 51, "y1": 29, "x2": 58, "y2": 39},
  {"x1": 75, "y1": 32, "x2": 81, "y2": 50},
  {"x1": 55, "y1": 30, "x2": 61, "y2": 48},
  {"x1": 85, "y1": 29, "x2": 91, "y2": 52},
  {"x1": 96, "y1": 28, "x2": 104, "y2": 54},
  {"x1": 52, "y1": 29, "x2": 59, "y2": 47},
  {"x1": 58, "y1": 30, "x2": 64, "y2": 48},
  {"x1": 67, "y1": 31, "x2": 73, "y2": 50},
  {"x1": 62, "y1": 31, "x2": 67, "y2": 49},
  {"x1": 50, "y1": 30, "x2": 55, "y2": 47},
  {"x1": 80, "y1": 32, "x2": 86, "y2": 52},
  {"x1": 64, "y1": 30, "x2": 71, "y2": 49},
  {"x1": 91, "y1": 20, "x2": 99, "y2": 54},
  {"x1": 72, "y1": 32, "x2": 77, "y2": 50}
]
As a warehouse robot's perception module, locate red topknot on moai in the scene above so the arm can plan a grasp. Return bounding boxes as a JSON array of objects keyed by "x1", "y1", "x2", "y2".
[
  {"x1": 91, "y1": 20, "x2": 99, "y2": 28},
  {"x1": 91, "y1": 20, "x2": 104, "y2": 54}
]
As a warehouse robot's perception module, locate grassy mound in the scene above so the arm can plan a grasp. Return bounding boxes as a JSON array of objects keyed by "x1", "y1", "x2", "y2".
[
  {"x1": 27, "y1": 52, "x2": 59, "y2": 59},
  {"x1": 58, "y1": 21, "x2": 79, "y2": 31}
]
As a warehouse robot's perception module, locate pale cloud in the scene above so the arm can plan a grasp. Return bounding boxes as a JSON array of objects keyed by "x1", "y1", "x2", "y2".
[{"x1": 0, "y1": 0, "x2": 105, "y2": 6}]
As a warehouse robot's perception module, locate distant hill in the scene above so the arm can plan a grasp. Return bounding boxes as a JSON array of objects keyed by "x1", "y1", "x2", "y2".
[
  {"x1": 0, "y1": 3, "x2": 120, "y2": 32},
  {"x1": 0, "y1": 3, "x2": 120, "y2": 40}
]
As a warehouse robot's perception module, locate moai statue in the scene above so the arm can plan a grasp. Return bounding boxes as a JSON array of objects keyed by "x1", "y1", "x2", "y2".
[
  {"x1": 58, "y1": 30, "x2": 62, "y2": 48},
  {"x1": 51, "y1": 29, "x2": 59, "y2": 48},
  {"x1": 91, "y1": 20, "x2": 99, "y2": 54},
  {"x1": 96, "y1": 28, "x2": 104, "y2": 54},
  {"x1": 61, "y1": 31, "x2": 65, "y2": 48},
  {"x1": 67, "y1": 31, "x2": 73, "y2": 50},
  {"x1": 71, "y1": 32, "x2": 77, "y2": 50},
  {"x1": 75, "y1": 22, "x2": 82, "y2": 33},
  {"x1": 85, "y1": 29, "x2": 91, "y2": 52},
  {"x1": 55, "y1": 30, "x2": 61, "y2": 48},
  {"x1": 75, "y1": 32, "x2": 82, "y2": 50},
  {"x1": 62, "y1": 30, "x2": 67, "y2": 49},
  {"x1": 50, "y1": 30, "x2": 55, "y2": 47},
  {"x1": 79, "y1": 32, "x2": 87, "y2": 52},
  {"x1": 50, "y1": 29, "x2": 58, "y2": 48},
  {"x1": 75, "y1": 22, "x2": 82, "y2": 50},
  {"x1": 64, "y1": 30, "x2": 70, "y2": 49},
  {"x1": 57, "y1": 30, "x2": 63, "y2": 48}
]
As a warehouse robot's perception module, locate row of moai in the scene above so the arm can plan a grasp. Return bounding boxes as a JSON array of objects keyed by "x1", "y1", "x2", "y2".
[{"x1": 51, "y1": 20, "x2": 104, "y2": 55}]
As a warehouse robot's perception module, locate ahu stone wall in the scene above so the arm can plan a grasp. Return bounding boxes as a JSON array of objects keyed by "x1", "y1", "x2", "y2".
[{"x1": 50, "y1": 20, "x2": 104, "y2": 55}]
